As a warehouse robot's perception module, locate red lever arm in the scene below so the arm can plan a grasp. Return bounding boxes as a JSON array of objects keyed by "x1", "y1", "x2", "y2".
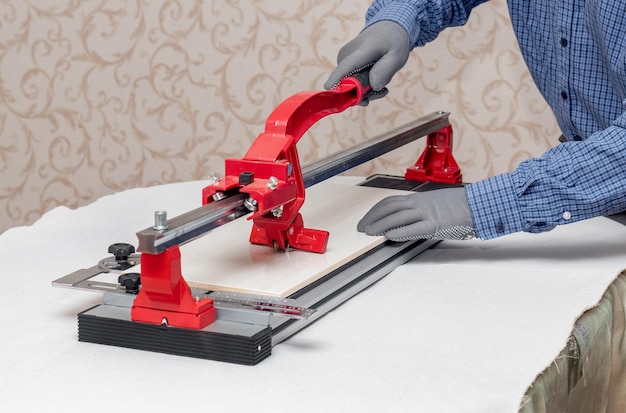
[{"x1": 202, "y1": 74, "x2": 372, "y2": 254}]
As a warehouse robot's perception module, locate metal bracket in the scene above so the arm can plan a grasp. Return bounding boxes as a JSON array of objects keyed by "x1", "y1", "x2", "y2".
[{"x1": 405, "y1": 124, "x2": 462, "y2": 184}]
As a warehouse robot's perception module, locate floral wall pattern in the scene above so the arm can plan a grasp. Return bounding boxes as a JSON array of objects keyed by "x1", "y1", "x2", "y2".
[{"x1": 0, "y1": 0, "x2": 559, "y2": 234}]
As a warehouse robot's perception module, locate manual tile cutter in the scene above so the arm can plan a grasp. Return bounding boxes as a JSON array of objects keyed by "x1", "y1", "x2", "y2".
[{"x1": 53, "y1": 72, "x2": 463, "y2": 364}]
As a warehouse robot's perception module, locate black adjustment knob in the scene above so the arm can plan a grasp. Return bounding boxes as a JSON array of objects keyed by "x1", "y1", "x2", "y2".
[
  {"x1": 108, "y1": 243, "x2": 135, "y2": 261},
  {"x1": 239, "y1": 171, "x2": 254, "y2": 185},
  {"x1": 118, "y1": 273, "x2": 141, "y2": 294}
]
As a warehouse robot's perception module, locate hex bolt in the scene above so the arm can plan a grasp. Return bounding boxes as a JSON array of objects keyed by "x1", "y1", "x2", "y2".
[
  {"x1": 271, "y1": 206, "x2": 283, "y2": 218},
  {"x1": 153, "y1": 210, "x2": 168, "y2": 231},
  {"x1": 244, "y1": 197, "x2": 258, "y2": 212},
  {"x1": 266, "y1": 176, "x2": 279, "y2": 190},
  {"x1": 212, "y1": 191, "x2": 226, "y2": 202}
]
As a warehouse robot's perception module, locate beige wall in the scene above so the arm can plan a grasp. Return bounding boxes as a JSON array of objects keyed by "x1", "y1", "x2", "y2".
[{"x1": 0, "y1": 0, "x2": 559, "y2": 234}]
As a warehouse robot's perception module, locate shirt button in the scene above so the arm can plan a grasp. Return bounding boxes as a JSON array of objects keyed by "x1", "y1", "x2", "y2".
[
  {"x1": 561, "y1": 91, "x2": 568, "y2": 100},
  {"x1": 563, "y1": 211, "x2": 572, "y2": 220},
  {"x1": 496, "y1": 223, "x2": 505, "y2": 233},
  {"x1": 560, "y1": 38, "x2": 568, "y2": 47}
]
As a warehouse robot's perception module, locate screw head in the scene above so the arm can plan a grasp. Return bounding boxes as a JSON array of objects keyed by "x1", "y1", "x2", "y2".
[{"x1": 266, "y1": 176, "x2": 279, "y2": 190}]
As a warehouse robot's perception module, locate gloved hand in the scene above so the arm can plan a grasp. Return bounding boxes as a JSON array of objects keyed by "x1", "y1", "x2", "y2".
[
  {"x1": 357, "y1": 187, "x2": 476, "y2": 241},
  {"x1": 324, "y1": 21, "x2": 411, "y2": 104}
]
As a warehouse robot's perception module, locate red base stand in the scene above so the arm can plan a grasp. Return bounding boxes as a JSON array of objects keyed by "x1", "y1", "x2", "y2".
[
  {"x1": 132, "y1": 246, "x2": 216, "y2": 329},
  {"x1": 404, "y1": 125, "x2": 462, "y2": 184}
]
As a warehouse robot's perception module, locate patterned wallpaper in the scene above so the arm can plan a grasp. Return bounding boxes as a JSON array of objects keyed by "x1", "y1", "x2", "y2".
[{"x1": 0, "y1": 0, "x2": 559, "y2": 234}]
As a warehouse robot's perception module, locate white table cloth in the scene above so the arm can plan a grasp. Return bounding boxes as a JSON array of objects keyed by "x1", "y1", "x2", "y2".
[{"x1": 2, "y1": 178, "x2": 625, "y2": 412}]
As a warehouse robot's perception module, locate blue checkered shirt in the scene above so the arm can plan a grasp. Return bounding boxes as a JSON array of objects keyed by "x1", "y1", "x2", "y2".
[{"x1": 366, "y1": 0, "x2": 626, "y2": 239}]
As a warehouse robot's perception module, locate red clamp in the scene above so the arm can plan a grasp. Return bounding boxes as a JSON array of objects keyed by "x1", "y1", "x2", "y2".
[
  {"x1": 404, "y1": 124, "x2": 462, "y2": 184},
  {"x1": 202, "y1": 73, "x2": 373, "y2": 254}
]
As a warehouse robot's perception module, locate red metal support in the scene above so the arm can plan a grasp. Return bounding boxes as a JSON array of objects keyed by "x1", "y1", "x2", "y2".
[
  {"x1": 404, "y1": 124, "x2": 462, "y2": 184},
  {"x1": 132, "y1": 246, "x2": 216, "y2": 329}
]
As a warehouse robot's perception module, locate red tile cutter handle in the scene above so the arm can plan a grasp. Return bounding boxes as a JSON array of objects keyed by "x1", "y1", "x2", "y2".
[{"x1": 202, "y1": 71, "x2": 376, "y2": 254}]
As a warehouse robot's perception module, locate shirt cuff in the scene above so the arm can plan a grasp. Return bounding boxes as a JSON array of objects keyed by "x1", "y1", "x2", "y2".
[
  {"x1": 365, "y1": 2, "x2": 421, "y2": 48},
  {"x1": 465, "y1": 173, "x2": 525, "y2": 240}
]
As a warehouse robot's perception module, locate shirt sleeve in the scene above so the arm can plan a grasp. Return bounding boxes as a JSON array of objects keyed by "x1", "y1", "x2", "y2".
[
  {"x1": 364, "y1": 0, "x2": 490, "y2": 48},
  {"x1": 466, "y1": 115, "x2": 626, "y2": 240}
]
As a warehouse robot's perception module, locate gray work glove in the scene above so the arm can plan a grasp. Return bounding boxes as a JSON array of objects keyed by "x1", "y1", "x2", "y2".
[
  {"x1": 357, "y1": 187, "x2": 476, "y2": 241},
  {"x1": 324, "y1": 21, "x2": 411, "y2": 103}
]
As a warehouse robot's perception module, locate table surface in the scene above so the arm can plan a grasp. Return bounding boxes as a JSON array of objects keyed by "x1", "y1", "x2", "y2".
[{"x1": 2, "y1": 177, "x2": 625, "y2": 413}]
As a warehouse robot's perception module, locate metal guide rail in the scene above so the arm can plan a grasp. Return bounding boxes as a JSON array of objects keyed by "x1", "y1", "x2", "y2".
[{"x1": 135, "y1": 111, "x2": 450, "y2": 254}]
